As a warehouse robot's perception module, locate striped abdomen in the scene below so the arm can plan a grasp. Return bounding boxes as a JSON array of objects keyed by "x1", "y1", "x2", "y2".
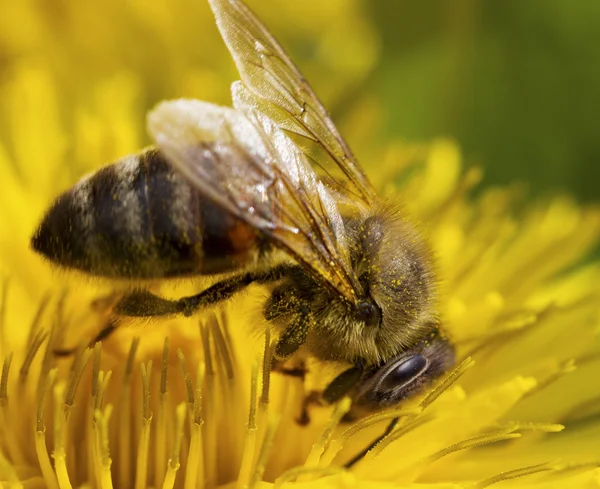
[{"x1": 32, "y1": 148, "x2": 262, "y2": 278}]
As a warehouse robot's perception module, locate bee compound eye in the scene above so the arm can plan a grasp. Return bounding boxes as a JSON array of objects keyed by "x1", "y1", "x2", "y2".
[{"x1": 378, "y1": 354, "x2": 429, "y2": 392}]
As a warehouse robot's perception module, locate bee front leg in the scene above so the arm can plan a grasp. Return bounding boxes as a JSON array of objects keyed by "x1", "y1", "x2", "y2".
[
  {"x1": 274, "y1": 306, "x2": 312, "y2": 358},
  {"x1": 297, "y1": 363, "x2": 365, "y2": 426},
  {"x1": 322, "y1": 361, "x2": 365, "y2": 404}
]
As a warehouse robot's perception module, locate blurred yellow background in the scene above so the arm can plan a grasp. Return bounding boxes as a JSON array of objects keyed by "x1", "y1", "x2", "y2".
[{"x1": 0, "y1": 0, "x2": 598, "y2": 202}]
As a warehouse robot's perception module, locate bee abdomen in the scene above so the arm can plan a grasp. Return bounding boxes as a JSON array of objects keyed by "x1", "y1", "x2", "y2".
[{"x1": 32, "y1": 148, "x2": 260, "y2": 278}]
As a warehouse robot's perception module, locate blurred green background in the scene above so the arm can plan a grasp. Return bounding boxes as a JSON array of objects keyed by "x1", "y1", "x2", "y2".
[{"x1": 367, "y1": 0, "x2": 600, "y2": 202}]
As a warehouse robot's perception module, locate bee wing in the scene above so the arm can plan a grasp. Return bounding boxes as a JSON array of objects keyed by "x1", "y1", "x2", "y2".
[
  {"x1": 207, "y1": 0, "x2": 377, "y2": 206},
  {"x1": 148, "y1": 99, "x2": 362, "y2": 304}
]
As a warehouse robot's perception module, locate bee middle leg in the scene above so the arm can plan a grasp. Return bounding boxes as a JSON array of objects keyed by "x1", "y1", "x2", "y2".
[
  {"x1": 116, "y1": 264, "x2": 299, "y2": 317},
  {"x1": 83, "y1": 264, "x2": 302, "y2": 348},
  {"x1": 58, "y1": 270, "x2": 282, "y2": 354},
  {"x1": 271, "y1": 356, "x2": 308, "y2": 378},
  {"x1": 297, "y1": 390, "x2": 322, "y2": 425},
  {"x1": 297, "y1": 363, "x2": 365, "y2": 425}
]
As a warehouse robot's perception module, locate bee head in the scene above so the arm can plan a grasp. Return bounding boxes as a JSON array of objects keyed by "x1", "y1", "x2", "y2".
[
  {"x1": 298, "y1": 205, "x2": 439, "y2": 366},
  {"x1": 349, "y1": 331, "x2": 455, "y2": 414},
  {"x1": 353, "y1": 205, "x2": 439, "y2": 362}
]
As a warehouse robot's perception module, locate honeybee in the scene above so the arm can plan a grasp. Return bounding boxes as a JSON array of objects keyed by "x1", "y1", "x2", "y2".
[{"x1": 32, "y1": 0, "x2": 454, "y2": 435}]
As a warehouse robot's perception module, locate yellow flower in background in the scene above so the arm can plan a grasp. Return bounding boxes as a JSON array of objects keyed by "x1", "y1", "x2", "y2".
[{"x1": 1, "y1": 1, "x2": 600, "y2": 489}]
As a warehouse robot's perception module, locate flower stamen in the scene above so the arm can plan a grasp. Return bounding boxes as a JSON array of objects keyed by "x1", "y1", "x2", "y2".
[
  {"x1": 1, "y1": 351, "x2": 24, "y2": 468},
  {"x1": 0, "y1": 277, "x2": 9, "y2": 357},
  {"x1": 19, "y1": 330, "x2": 48, "y2": 383},
  {"x1": 183, "y1": 361, "x2": 205, "y2": 489},
  {"x1": 211, "y1": 313, "x2": 243, "y2": 467},
  {"x1": 93, "y1": 405, "x2": 114, "y2": 489},
  {"x1": 474, "y1": 461, "x2": 555, "y2": 488},
  {"x1": 134, "y1": 361, "x2": 153, "y2": 489},
  {"x1": 52, "y1": 381, "x2": 73, "y2": 489},
  {"x1": 0, "y1": 449, "x2": 21, "y2": 488},
  {"x1": 154, "y1": 337, "x2": 170, "y2": 488},
  {"x1": 162, "y1": 402, "x2": 187, "y2": 489},
  {"x1": 303, "y1": 396, "x2": 351, "y2": 472},
  {"x1": 1, "y1": 352, "x2": 12, "y2": 405},
  {"x1": 249, "y1": 415, "x2": 280, "y2": 489},
  {"x1": 256, "y1": 330, "x2": 274, "y2": 466},
  {"x1": 321, "y1": 406, "x2": 422, "y2": 468},
  {"x1": 424, "y1": 428, "x2": 522, "y2": 466},
  {"x1": 117, "y1": 337, "x2": 139, "y2": 489},
  {"x1": 178, "y1": 349, "x2": 194, "y2": 407},
  {"x1": 354, "y1": 413, "x2": 435, "y2": 476},
  {"x1": 420, "y1": 356, "x2": 474, "y2": 410},
  {"x1": 64, "y1": 347, "x2": 93, "y2": 411},
  {"x1": 35, "y1": 367, "x2": 59, "y2": 489},
  {"x1": 274, "y1": 466, "x2": 344, "y2": 488},
  {"x1": 25, "y1": 292, "x2": 51, "y2": 350},
  {"x1": 237, "y1": 357, "x2": 260, "y2": 489},
  {"x1": 522, "y1": 359, "x2": 576, "y2": 400}
]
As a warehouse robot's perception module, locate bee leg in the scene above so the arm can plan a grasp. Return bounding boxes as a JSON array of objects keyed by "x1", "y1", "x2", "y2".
[
  {"x1": 54, "y1": 346, "x2": 78, "y2": 357},
  {"x1": 274, "y1": 307, "x2": 311, "y2": 358},
  {"x1": 264, "y1": 285, "x2": 301, "y2": 321},
  {"x1": 115, "y1": 276, "x2": 254, "y2": 316},
  {"x1": 90, "y1": 317, "x2": 120, "y2": 343},
  {"x1": 344, "y1": 417, "x2": 399, "y2": 468},
  {"x1": 297, "y1": 390, "x2": 322, "y2": 426},
  {"x1": 322, "y1": 361, "x2": 365, "y2": 404},
  {"x1": 116, "y1": 264, "x2": 300, "y2": 317},
  {"x1": 54, "y1": 318, "x2": 119, "y2": 356},
  {"x1": 271, "y1": 357, "x2": 308, "y2": 379},
  {"x1": 272, "y1": 364, "x2": 307, "y2": 378},
  {"x1": 288, "y1": 364, "x2": 366, "y2": 425},
  {"x1": 115, "y1": 289, "x2": 186, "y2": 316}
]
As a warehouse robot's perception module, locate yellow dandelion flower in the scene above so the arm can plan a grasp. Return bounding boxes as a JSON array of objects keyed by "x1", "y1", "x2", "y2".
[{"x1": 1, "y1": 1, "x2": 600, "y2": 489}]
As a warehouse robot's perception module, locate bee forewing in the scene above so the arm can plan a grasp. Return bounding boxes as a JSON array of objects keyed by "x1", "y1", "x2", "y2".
[
  {"x1": 207, "y1": 0, "x2": 377, "y2": 205},
  {"x1": 242, "y1": 104, "x2": 353, "y2": 278},
  {"x1": 148, "y1": 99, "x2": 361, "y2": 303},
  {"x1": 148, "y1": 99, "x2": 268, "y2": 164},
  {"x1": 148, "y1": 99, "x2": 276, "y2": 227}
]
